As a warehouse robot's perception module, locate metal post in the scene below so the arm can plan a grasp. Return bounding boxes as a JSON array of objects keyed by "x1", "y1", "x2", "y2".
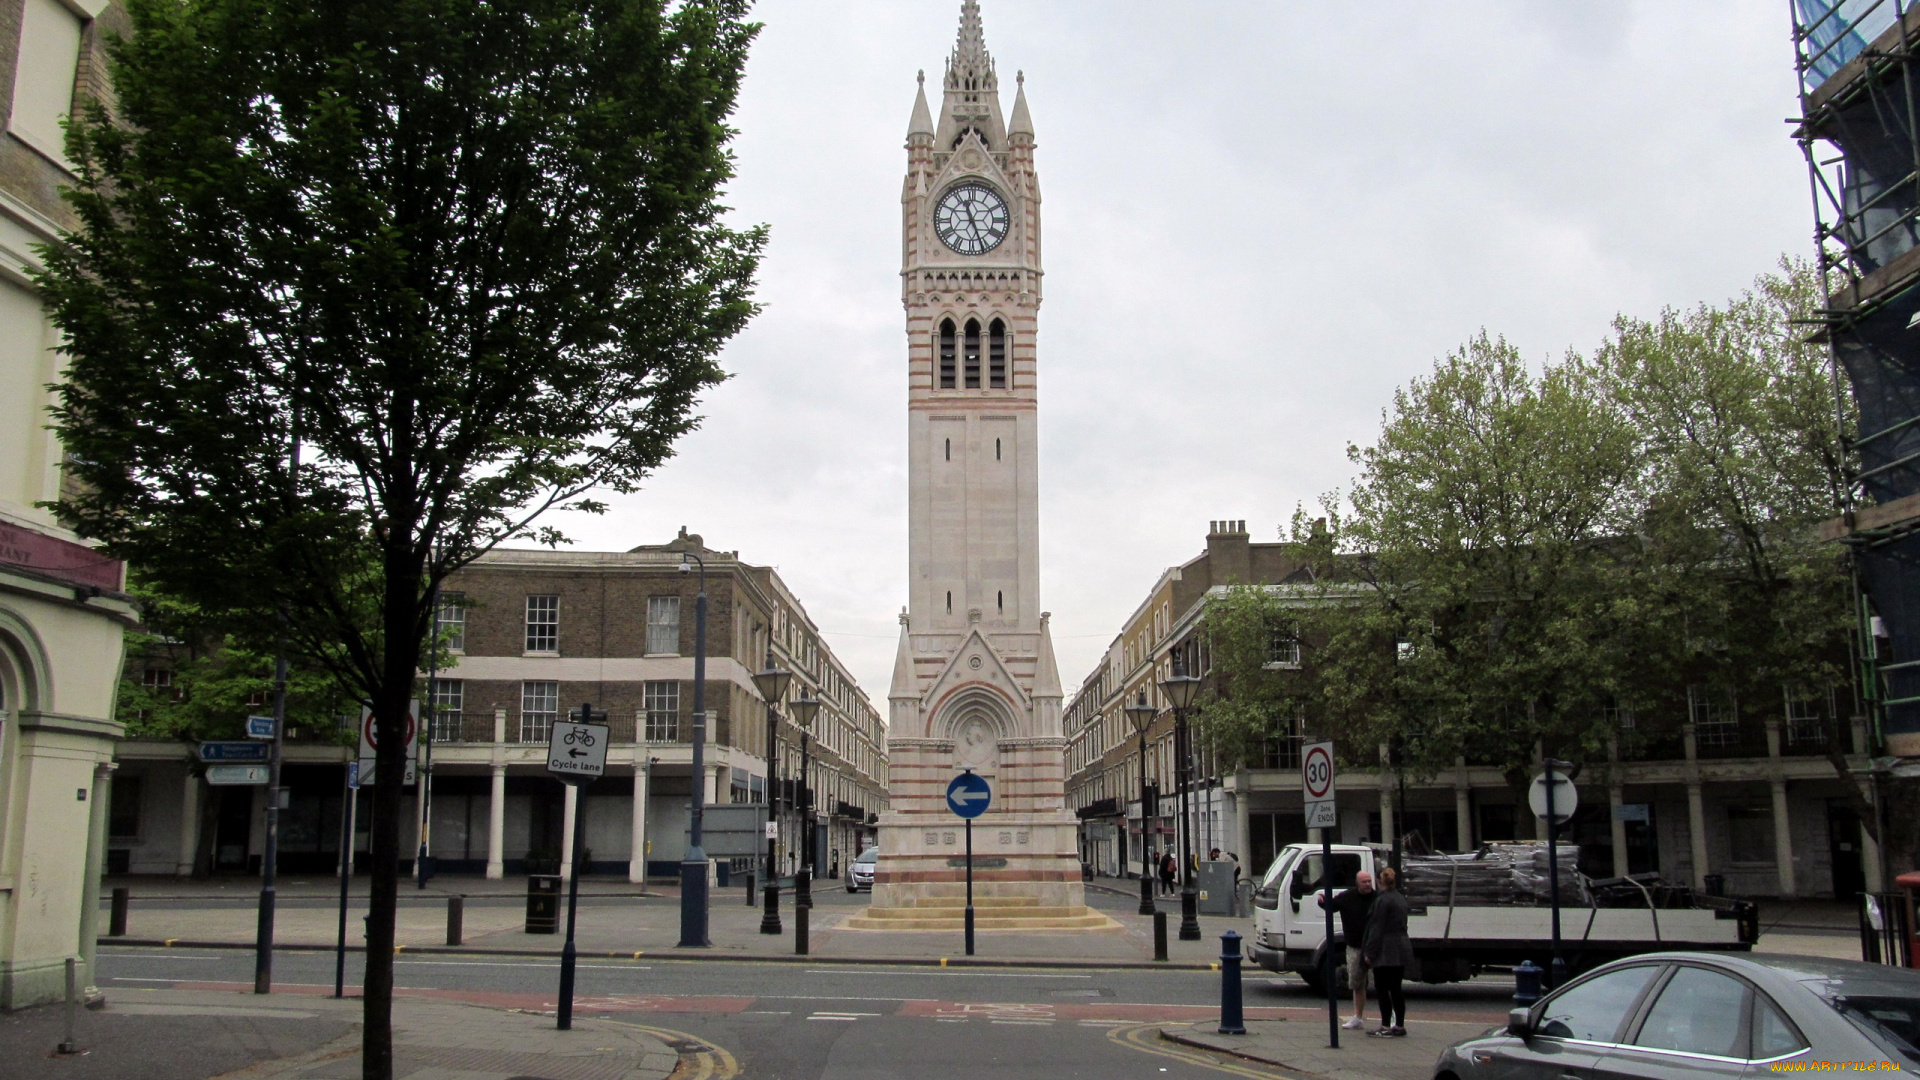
[
  {"x1": 679, "y1": 559, "x2": 711, "y2": 948},
  {"x1": 418, "y1": 581, "x2": 440, "y2": 889},
  {"x1": 745, "y1": 869, "x2": 757, "y2": 905},
  {"x1": 964, "y1": 815, "x2": 975, "y2": 956},
  {"x1": 1153, "y1": 910, "x2": 1168, "y2": 961},
  {"x1": 1218, "y1": 931, "x2": 1246, "y2": 1035},
  {"x1": 446, "y1": 895, "x2": 463, "y2": 946},
  {"x1": 58, "y1": 957, "x2": 78, "y2": 1054},
  {"x1": 761, "y1": 687, "x2": 783, "y2": 935},
  {"x1": 335, "y1": 763, "x2": 356, "y2": 998},
  {"x1": 255, "y1": 649, "x2": 288, "y2": 994},
  {"x1": 1546, "y1": 758, "x2": 1565, "y2": 988},
  {"x1": 109, "y1": 887, "x2": 128, "y2": 937},
  {"x1": 1176, "y1": 705, "x2": 1201, "y2": 941},
  {"x1": 1138, "y1": 729, "x2": 1154, "y2": 915},
  {"x1": 557, "y1": 776, "x2": 586, "y2": 1030},
  {"x1": 795, "y1": 899, "x2": 809, "y2": 955},
  {"x1": 797, "y1": 731, "x2": 812, "y2": 910},
  {"x1": 1324, "y1": 832, "x2": 1339, "y2": 1049}
]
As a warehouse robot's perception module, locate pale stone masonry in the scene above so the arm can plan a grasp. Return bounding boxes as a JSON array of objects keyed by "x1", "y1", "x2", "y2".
[
  {"x1": 0, "y1": 0, "x2": 139, "y2": 1009},
  {"x1": 875, "y1": 1, "x2": 1083, "y2": 914}
]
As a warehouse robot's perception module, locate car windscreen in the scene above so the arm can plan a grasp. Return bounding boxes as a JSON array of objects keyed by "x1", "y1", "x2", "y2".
[
  {"x1": 1832, "y1": 994, "x2": 1920, "y2": 1064},
  {"x1": 855, "y1": 849, "x2": 877, "y2": 863}
]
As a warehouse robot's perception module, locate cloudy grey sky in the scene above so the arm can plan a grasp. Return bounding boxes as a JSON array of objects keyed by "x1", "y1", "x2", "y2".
[{"x1": 546, "y1": 1, "x2": 1813, "y2": 704}]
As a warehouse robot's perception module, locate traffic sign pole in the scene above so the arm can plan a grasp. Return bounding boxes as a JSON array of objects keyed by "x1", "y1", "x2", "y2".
[
  {"x1": 1546, "y1": 757, "x2": 1563, "y2": 989},
  {"x1": 1301, "y1": 741, "x2": 1339, "y2": 1050},
  {"x1": 964, "y1": 815, "x2": 975, "y2": 956},
  {"x1": 335, "y1": 762, "x2": 358, "y2": 999},
  {"x1": 255, "y1": 649, "x2": 288, "y2": 995},
  {"x1": 550, "y1": 703, "x2": 608, "y2": 1031},
  {"x1": 946, "y1": 770, "x2": 992, "y2": 958}
]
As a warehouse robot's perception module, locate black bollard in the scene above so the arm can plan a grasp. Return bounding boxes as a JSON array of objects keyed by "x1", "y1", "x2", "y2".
[
  {"x1": 795, "y1": 901, "x2": 809, "y2": 955},
  {"x1": 1153, "y1": 910, "x2": 1169, "y2": 962},
  {"x1": 446, "y1": 895, "x2": 463, "y2": 946},
  {"x1": 109, "y1": 887, "x2": 129, "y2": 937},
  {"x1": 1514, "y1": 959, "x2": 1544, "y2": 1006},
  {"x1": 744, "y1": 870, "x2": 756, "y2": 906},
  {"x1": 1218, "y1": 930, "x2": 1246, "y2": 1035}
]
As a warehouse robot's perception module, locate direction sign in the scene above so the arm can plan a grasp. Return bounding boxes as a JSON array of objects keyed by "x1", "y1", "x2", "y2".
[
  {"x1": 246, "y1": 714, "x2": 276, "y2": 740},
  {"x1": 199, "y1": 740, "x2": 270, "y2": 763},
  {"x1": 946, "y1": 771, "x2": 992, "y2": 819},
  {"x1": 1302, "y1": 741, "x2": 1337, "y2": 830},
  {"x1": 346, "y1": 761, "x2": 360, "y2": 790},
  {"x1": 206, "y1": 764, "x2": 269, "y2": 786},
  {"x1": 1528, "y1": 771, "x2": 1580, "y2": 824},
  {"x1": 546, "y1": 720, "x2": 609, "y2": 782}
]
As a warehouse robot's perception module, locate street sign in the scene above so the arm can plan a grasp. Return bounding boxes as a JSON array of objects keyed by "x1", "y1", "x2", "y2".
[
  {"x1": 206, "y1": 764, "x2": 269, "y2": 785},
  {"x1": 946, "y1": 772, "x2": 992, "y2": 819},
  {"x1": 199, "y1": 740, "x2": 270, "y2": 763},
  {"x1": 765, "y1": 820, "x2": 778, "y2": 840},
  {"x1": 1302, "y1": 741, "x2": 1337, "y2": 830},
  {"x1": 546, "y1": 720, "x2": 609, "y2": 782},
  {"x1": 685, "y1": 804, "x2": 767, "y2": 857},
  {"x1": 358, "y1": 702, "x2": 419, "y2": 786},
  {"x1": 1529, "y1": 771, "x2": 1580, "y2": 824},
  {"x1": 246, "y1": 714, "x2": 276, "y2": 740},
  {"x1": 346, "y1": 761, "x2": 360, "y2": 790}
]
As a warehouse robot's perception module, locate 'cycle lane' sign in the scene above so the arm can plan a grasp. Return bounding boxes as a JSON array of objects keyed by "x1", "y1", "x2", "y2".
[{"x1": 546, "y1": 720, "x2": 609, "y2": 782}]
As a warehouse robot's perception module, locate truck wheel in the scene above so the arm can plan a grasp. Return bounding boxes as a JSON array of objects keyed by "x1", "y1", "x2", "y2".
[{"x1": 1300, "y1": 968, "x2": 1326, "y2": 995}]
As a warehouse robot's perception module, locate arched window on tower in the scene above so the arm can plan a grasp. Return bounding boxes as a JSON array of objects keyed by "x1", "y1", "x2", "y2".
[
  {"x1": 964, "y1": 318, "x2": 982, "y2": 389},
  {"x1": 989, "y1": 319, "x2": 1007, "y2": 388},
  {"x1": 938, "y1": 319, "x2": 956, "y2": 389}
]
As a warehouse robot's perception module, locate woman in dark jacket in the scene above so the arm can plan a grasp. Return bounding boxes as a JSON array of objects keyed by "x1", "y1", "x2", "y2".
[
  {"x1": 1361, "y1": 866, "x2": 1411, "y2": 1037},
  {"x1": 1158, "y1": 851, "x2": 1177, "y2": 895}
]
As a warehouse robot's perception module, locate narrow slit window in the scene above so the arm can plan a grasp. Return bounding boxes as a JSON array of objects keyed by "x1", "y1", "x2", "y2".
[
  {"x1": 989, "y1": 319, "x2": 1006, "y2": 388},
  {"x1": 944, "y1": 437, "x2": 951, "y2": 461},
  {"x1": 995, "y1": 438, "x2": 1001, "y2": 460},
  {"x1": 946, "y1": 590, "x2": 953, "y2": 613},
  {"x1": 964, "y1": 318, "x2": 982, "y2": 388},
  {"x1": 938, "y1": 319, "x2": 957, "y2": 389},
  {"x1": 997, "y1": 590, "x2": 1003, "y2": 612}
]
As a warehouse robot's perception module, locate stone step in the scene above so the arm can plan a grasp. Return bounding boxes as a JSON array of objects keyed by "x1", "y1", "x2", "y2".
[
  {"x1": 911, "y1": 896, "x2": 1038, "y2": 909},
  {"x1": 860, "y1": 904, "x2": 1085, "y2": 920},
  {"x1": 840, "y1": 912, "x2": 1118, "y2": 931}
]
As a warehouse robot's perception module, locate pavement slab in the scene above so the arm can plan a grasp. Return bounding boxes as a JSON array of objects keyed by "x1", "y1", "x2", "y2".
[
  {"x1": 1161, "y1": 1016, "x2": 1490, "y2": 1080},
  {"x1": 3, "y1": 987, "x2": 687, "y2": 1080}
]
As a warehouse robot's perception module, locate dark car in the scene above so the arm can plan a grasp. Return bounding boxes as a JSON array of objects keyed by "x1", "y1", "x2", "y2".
[{"x1": 1435, "y1": 952, "x2": 1919, "y2": 1080}]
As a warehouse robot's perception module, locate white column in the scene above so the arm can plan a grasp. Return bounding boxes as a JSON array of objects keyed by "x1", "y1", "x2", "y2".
[
  {"x1": 559, "y1": 782, "x2": 579, "y2": 880},
  {"x1": 1683, "y1": 723, "x2": 1709, "y2": 891},
  {"x1": 629, "y1": 760, "x2": 650, "y2": 883},
  {"x1": 486, "y1": 765, "x2": 506, "y2": 880},
  {"x1": 1771, "y1": 779, "x2": 1796, "y2": 898},
  {"x1": 176, "y1": 767, "x2": 201, "y2": 877},
  {"x1": 1608, "y1": 780, "x2": 1629, "y2": 879},
  {"x1": 1453, "y1": 757, "x2": 1472, "y2": 853}
]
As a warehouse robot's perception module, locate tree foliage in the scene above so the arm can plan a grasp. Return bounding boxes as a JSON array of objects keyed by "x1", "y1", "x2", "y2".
[{"x1": 37, "y1": 2, "x2": 763, "y2": 1074}]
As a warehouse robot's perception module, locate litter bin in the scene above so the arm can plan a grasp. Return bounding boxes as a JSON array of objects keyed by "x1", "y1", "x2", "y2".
[
  {"x1": 526, "y1": 874, "x2": 561, "y2": 934},
  {"x1": 1703, "y1": 873, "x2": 1726, "y2": 898}
]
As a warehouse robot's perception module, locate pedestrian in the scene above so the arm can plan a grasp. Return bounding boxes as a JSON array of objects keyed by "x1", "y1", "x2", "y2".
[
  {"x1": 1362, "y1": 865, "x2": 1410, "y2": 1037},
  {"x1": 1159, "y1": 850, "x2": 1177, "y2": 895},
  {"x1": 1317, "y1": 869, "x2": 1376, "y2": 1029}
]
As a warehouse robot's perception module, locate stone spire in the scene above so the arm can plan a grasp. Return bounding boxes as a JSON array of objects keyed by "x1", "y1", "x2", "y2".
[
  {"x1": 946, "y1": 0, "x2": 995, "y2": 94},
  {"x1": 1008, "y1": 70, "x2": 1032, "y2": 139},
  {"x1": 907, "y1": 70, "x2": 934, "y2": 140}
]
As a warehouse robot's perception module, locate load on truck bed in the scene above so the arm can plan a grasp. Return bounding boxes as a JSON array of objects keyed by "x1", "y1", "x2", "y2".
[{"x1": 1245, "y1": 841, "x2": 1758, "y2": 991}]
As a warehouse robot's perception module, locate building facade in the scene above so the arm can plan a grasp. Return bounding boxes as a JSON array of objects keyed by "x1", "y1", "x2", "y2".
[
  {"x1": 875, "y1": 1, "x2": 1080, "y2": 911},
  {"x1": 111, "y1": 530, "x2": 888, "y2": 885},
  {"x1": 1067, "y1": 520, "x2": 1886, "y2": 901},
  {"x1": 0, "y1": 0, "x2": 138, "y2": 1010}
]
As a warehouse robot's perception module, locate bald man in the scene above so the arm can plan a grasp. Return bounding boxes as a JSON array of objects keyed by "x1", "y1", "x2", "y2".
[{"x1": 1318, "y1": 869, "x2": 1376, "y2": 1029}]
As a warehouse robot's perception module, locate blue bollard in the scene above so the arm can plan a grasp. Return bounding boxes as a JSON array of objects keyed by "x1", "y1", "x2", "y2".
[
  {"x1": 1514, "y1": 959, "x2": 1544, "y2": 1006},
  {"x1": 1218, "y1": 930, "x2": 1247, "y2": 1035}
]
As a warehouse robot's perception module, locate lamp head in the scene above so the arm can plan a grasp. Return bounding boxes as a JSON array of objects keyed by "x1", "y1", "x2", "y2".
[
  {"x1": 790, "y1": 686, "x2": 820, "y2": 731},
  {"x1": 751, "y1": 650, "x2": 793, "y2": 703},
  {"x1": 1124, "y1": 690, "x2": 1157, "y2": 735},
  {"x1": 1159, "y1": 670, "x2": 1202, "y2": 711}
]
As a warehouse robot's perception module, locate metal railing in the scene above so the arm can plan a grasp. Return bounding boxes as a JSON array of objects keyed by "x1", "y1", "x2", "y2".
[{"x1": 1860, "y1": 891, "x2": 1916, "y2": 967}]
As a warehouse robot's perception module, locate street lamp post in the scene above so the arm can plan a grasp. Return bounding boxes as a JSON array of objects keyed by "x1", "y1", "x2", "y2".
[
  {"x1": 677, "y1": 553, "x2": 710, "y2": 948},
  {"x1": 1125, "y1": 691, "x2": 1159, "y2": 916},
  {"x1": 1160, "y1": 651, "x2": 1204, "y2": 942},
  {"x1": 790, "y1": 688, "x2": 820, "y2": 910},
  {"x1": 750, "y1": 652, "x2": 792, "y2": 935}
]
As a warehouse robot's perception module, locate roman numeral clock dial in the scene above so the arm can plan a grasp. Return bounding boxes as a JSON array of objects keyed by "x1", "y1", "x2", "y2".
[{"x1": 933, "y1": 183, "x2": 1009, "y2": 256}]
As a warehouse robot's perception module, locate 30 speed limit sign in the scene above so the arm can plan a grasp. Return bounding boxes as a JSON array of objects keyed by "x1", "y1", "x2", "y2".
[{"x1": 1302, "y1": 741, "x2": 1337, "y2": 829}]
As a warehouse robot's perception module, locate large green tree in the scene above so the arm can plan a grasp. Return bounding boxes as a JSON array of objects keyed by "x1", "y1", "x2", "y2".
[{"x1": 38, "y1": 2, "x2": 763, "y2": 1073}]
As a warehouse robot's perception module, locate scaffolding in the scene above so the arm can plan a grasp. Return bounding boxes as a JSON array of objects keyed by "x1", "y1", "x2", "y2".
[{"x1": 1792, "y1": 0, "x2": 1920, "y2": 751}]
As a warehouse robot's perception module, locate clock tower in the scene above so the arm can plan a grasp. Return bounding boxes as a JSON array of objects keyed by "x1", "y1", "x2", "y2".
[{"x1": 866, "y1": 0, "x2": 1095, "y2": 922}]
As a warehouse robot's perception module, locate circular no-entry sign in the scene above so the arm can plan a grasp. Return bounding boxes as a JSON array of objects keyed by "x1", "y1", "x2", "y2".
[
  {"x1": 1303, "y1": 743, "x2": 1335, "y2": 801},
  {"x1": 362, "y1": 710, "x2": 415, "y2": 751}
]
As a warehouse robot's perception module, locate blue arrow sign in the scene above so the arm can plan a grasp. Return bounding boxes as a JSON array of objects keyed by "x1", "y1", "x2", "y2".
[
  {"x1": 946, "y1": 771, "x2": 992, "y2": 819},
  {"x1": 246, "y1": 714, "x2": 276, "y2": 739},
  {"x1": 198, "y1": 741, "x2": 270, "y2": 763}
]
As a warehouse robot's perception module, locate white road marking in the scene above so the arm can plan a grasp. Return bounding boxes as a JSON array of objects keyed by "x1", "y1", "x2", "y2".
[
  {"x1": 990, "y1": 1019, "x2": 1055, "y2": 1025},
  {"x1": 802, "y1": 969, "x2": 1091, "y2": 979},
  {"x1": 104, "y1": 954, "x2": 226, "y2": 960}
]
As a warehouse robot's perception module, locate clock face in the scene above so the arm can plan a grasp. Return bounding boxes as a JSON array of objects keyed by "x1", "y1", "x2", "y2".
[{"x1": 934, "y1": 183, "x2": 1010, "y2": 255}]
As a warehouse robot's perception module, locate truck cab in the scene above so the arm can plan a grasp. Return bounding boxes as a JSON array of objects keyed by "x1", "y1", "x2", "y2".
[{"x1": 1246, "y1": 842, "x2": 1374, "y2": 990}]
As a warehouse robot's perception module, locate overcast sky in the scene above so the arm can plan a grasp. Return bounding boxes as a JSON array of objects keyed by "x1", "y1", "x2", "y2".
[{"x1": 544, "y1": 1, "x2": 1813, "y2": 706}]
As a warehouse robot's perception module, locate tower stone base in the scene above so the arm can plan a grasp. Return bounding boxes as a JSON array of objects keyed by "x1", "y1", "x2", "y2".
[{"x1": 872, "y1": 811, "x2": 1084, "y2": 911}]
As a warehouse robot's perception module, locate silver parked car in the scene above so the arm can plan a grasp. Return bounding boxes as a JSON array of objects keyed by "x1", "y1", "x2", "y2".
[
  {"x1": 846, "y1": 847, "x2": 877, "y2": 892},
  {"x1": 1435, "y1": 952, "x2": 1919, "y2": 1080}
]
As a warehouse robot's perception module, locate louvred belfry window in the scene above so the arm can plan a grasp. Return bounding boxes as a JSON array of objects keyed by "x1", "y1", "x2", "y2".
[
  {"x1": 939, "y1": 319, "x2": 956, "y2": 388},
  {"x1": 964, "y1": 318, "x2": 982, "y2": 388},
  {"x1": 989, "y1": 319, "x2": 1006, "y2": 388}
]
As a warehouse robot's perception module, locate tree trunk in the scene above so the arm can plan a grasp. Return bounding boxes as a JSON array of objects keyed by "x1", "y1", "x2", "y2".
[{"x1": 364, "y1": 546, "x2": 423, "y2": 1080}]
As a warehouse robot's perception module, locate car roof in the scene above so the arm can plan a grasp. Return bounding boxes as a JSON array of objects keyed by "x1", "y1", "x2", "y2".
[{"x1": 1592, "y1": 951, "x2": 1920, "y2": 996}]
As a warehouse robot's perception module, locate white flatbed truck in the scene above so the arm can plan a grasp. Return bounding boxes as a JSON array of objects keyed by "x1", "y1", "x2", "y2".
[{"x1": 1245, "y1": 843, "x2": 1759, "y2": 991}]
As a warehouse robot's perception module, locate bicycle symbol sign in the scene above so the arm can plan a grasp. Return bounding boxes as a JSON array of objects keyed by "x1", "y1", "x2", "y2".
[{"x1": 546, "y1": 720, "x2": 610, "y2": 782}]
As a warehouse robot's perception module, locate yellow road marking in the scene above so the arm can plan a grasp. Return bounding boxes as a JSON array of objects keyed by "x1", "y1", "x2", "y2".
[
  {"x1": 594, "y1": 1018, "x2": 740, "y2": 1080},
  {"x1": 1107, "y1": 1022, "x2": 1303, "y2": 1079}
]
